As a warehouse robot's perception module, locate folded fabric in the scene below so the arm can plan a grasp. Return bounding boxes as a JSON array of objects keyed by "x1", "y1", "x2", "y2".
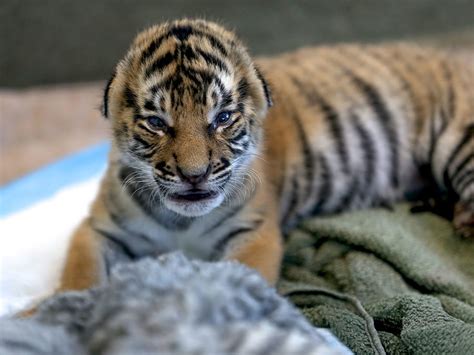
[{"x1": 279, "y1": 204, "x2": 474, "y2": 354}]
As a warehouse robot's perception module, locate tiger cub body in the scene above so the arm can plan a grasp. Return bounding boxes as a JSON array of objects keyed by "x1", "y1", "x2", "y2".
[
  {"x1": 262, "y1": 45, "x2": 473, "y2": 232},
  {"x1": 59, "y1": 19, "x2": 473, "y2": 291}
]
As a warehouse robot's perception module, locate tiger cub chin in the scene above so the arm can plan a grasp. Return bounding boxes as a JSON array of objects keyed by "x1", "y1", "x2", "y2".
[{"x1": 58, "y1": 18, "x2": 472, "y2": 291}]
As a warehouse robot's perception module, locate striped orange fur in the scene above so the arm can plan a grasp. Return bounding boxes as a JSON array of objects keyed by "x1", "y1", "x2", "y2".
[{"x1": 56, "y1": 19, "x2": 473, "y2": 292}]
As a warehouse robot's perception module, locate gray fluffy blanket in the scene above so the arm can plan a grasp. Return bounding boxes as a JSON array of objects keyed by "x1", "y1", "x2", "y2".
[{"x1": 0, "y1": 253, "x2": 349, "y2": 354}]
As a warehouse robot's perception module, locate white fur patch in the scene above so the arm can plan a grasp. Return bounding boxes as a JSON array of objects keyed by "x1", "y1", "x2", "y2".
[{"x1": 165, "y1": 194, "x2": 225, "y2": 217}]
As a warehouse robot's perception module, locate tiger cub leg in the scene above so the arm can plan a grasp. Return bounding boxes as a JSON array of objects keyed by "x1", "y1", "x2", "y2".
[
  {"x1": 453, "y1": 201, "x2": 473, "y2": 238},
  {"x1": 225, "y1": 218, "x2": 283, "y2": 285},
  {"x1": 432, "y1": 123, "x2": 473, "y2": 237},
  {"x1": 220, "y1": 188, "x2": 283, "y2": 285},
  {"x1": 58, "y1": 218, "x2": 105, "y2": 291},
  {"x1": 215, "y1": 176, "x2": 284, "y2": 285}
]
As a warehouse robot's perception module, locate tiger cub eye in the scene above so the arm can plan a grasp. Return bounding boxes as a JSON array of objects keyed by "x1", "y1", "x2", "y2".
[
  {"x1": 211, "y1": 111, "x2": 233, "y2": 130},
  {"x1": 215, "y1": 111, "x2": 231, "y2": 125},
  {"x1": 146, "y1": 116, "x2": 166, "y2": 130}
]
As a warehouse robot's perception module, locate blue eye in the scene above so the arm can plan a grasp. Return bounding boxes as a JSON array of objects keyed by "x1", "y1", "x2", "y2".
[
  {"x1": 146, "y1": 116, "x2": 166, "y2": 130},
  {"x1": 215, "y1": 111, "x2": 232, "y2": 126}
]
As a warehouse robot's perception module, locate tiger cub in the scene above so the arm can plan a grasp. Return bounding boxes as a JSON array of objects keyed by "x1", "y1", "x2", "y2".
[{"x1": 59, "y1": 19, "x2": 473, "y2": 290}]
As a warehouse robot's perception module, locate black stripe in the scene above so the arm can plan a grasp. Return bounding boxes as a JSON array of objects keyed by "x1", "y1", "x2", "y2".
[
  {"x1": 211, "y1": 91, "x2": 218, "y2": 106},
  {"x1": 350, "y1": 74, "x2": 399, "y2": 187},
  {"x1": 203, "y1": 203, "x2": 246, "y2": 236},
  {"x1": 212, "y1": 220, "x2": 263, "y2": 259},
  {"x1": 140, "y1": 34, "x2": 169, "y2": 64},
  {"x1": 333, "y1": 175, "x2": 359, "y2": 213},
  {"x1": 369, "y1": 49, "x2": 418, "y2": 115},
  {"x1": 106, "y1": 204, "x2": 156, "y2": 249},
  {"x1": 226, "y1": 142, "x2": 244, "y2": 156},
  {"x1": 169, "y1": 25, "x2": 193, "y2": 40},
  {"x1": 145, "y1": 51, "x2": 175, "y2": 78},
  {"x1": 183, "y1": 67, "x2": 213, "y2": 83},
  {"x1": 231, "y1": 128, "x2": 247, "y2": 143},
  {"x1": 93, "y1": 227, "x2": 136, "y2": 260},
  {"x1": 175, "y1": 22, "x2": 230, "y2": 56},
  {"x1": 144, "y1": 100, "x2": 157, "y2": 112},
  {"x1": 155, "y1": 161, "x2": 175, "y2": 177},
  {"x1": 452, "y1": 153, "x2": 473, "y2": 185},
  {"x1": 212, "y1": 166, "x2": 230, "y2": 176},
  {"x1": 119, "y1": 123, "x2": 129, "y2": 136},
  {"x1": 353, "y1": 114, "x2": 376, "y2": 194},
  {"x1": 281, "y1": 171, "x2": 299, "y2": 226},
  {"x1": 369, "y1": 49, "x2": 423, "y2": 146},
  {"x1": 458, "y1": 171, "x2": 473, "y2": 195},
  {"x1": 159, "y1": 96, "x2": 166, "y2": 112},
  {"x1": 290, "y1": 76, "x2": 349, "y2": 175},
  {"x1": 237, "y1": 77, "x2": 250, "y2": 100},
  {"x1": 319, "y1": 99, "x2": 350, "y2": 175},
  {"x1": 140, "y1": 150, "x2": 156, "y2": 159},
  {"x1": 276, "y1": 161, "x2": 286, "y2": 201},
  {"x1": 213, "y1": 158, "x2": 231, "y2": 175},
  {"x1": 213, "y1": 171, "x2": 231, "y2": 182},
  {"x1": 289, "y1": 108, "x2": 315, "y2": 217},
  {"x1": 133, "y1": 134, "x2": 152, "y2": 149},
  {"x1": 149, "y1": 83, "x2": 161, "y2": 95},
  {"x1": 220, "y1": 90, "x2": 233, "y2": 108},
  {"x1": 214, "y1": 76, "x2": 226, "y2": 94},
  {"x1": 443, "y1": 124, "x2": 474, "y2": 192},
  {"x1": 237, "y1": 102, "x2": 245, "y2": 115},
  {"x1": 180, "y1": 43, "x2": 198, "y2": 61},
  {"x1": 102, "y1": 71, "x2": 116, "y2": 118},
  {"x1": 150, "y1": 72, "x2": 179, "y2": 93},
  {"x1": 195, "y1": 48, "x2": 229, "y2": 73},
  {"x1": 212, "y1": 227, "x2": 254, "y2": 259},
  {"x1": 255, "y1": 67, "x2": 272, "y2": 107},
  {"x1": 200, "y1": 32, "x2": 228, "y2": 57},
  {"x1": 124, "y1": 85, "x2": 138, "y2": 111},
  {"x1": 183, "y1": 67, "x2": 214, "y2": 88},
  {"x1": 140, "y1": 26, "x2": 228, "y2": 64},
  {"x1": 310, "y1": 153, "x2": 333, "y2": 215},
  {"x1": 117, "y1": 167, "x2": 161, "y2": 226}
]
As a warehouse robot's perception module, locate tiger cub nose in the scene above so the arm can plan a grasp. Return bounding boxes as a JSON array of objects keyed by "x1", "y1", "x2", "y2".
[{"x1": 177, "y1": 165, "x2": 211, "y2": 185}]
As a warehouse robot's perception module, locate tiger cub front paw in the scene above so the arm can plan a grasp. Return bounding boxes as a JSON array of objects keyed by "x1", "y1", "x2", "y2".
[{"x1": 453, "y1": 201, "x2": 474, "y2": 238}]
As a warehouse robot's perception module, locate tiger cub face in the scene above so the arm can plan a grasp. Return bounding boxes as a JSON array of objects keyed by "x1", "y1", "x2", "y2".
[{"x1": 103, "y1": 19, "x2": 272, "y2": 217}]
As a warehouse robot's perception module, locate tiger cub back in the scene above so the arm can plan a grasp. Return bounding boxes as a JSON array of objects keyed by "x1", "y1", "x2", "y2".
[{"x1": 258, "y1": 44, "x2": 473, "y2": 233}]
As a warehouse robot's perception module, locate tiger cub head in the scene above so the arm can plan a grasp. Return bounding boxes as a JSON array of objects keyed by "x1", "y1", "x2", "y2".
[{"x1": 103, "y1": 19, "x2": 272, "y2": 217}]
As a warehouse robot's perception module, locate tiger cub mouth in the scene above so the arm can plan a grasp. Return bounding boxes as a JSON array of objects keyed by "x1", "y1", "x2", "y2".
[{"x1": 169, "y1": 189, "x2": 219, "y2": 202}]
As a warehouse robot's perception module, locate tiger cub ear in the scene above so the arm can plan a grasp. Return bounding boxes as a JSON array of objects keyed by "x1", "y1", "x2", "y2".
[
  {"x1": 254, "y1": 67, "x2": 273, "y2": 108},
  {"x1": 101, "y1": 71, "x2": 116, "y2": 119}
]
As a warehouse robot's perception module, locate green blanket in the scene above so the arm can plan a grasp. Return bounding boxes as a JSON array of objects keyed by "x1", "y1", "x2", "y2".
[{"x1": 279, "y1": 204, "x2": 474, "y2": 354}]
